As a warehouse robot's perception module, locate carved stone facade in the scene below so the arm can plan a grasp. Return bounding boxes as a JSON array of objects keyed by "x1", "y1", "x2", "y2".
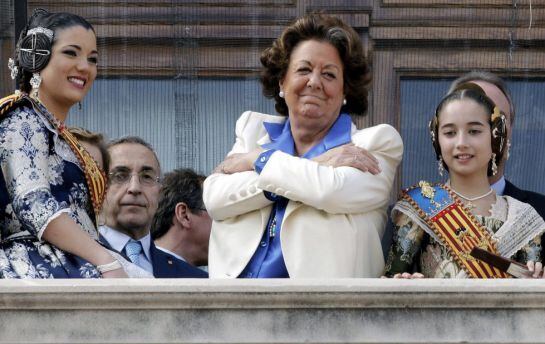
[{"x1": 1, "y1": 279, "x2": 545, "y2": 343}]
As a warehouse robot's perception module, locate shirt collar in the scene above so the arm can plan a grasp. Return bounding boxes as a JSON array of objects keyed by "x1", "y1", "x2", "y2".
[
  {"x1": 261, "y1": 113, "x2": 352, "y2": 158},
  {"x1": 155, "y1": 245, "x2": 186, "y2": 262},
  {"x1": 491, "y1": 175, "x2": 506, "y2": 196},
  {"x1": 98, "y1": 225, "x2": 152, "y2": 262}
]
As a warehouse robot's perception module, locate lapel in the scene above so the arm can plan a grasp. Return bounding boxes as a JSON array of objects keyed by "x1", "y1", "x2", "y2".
[{"x1": 282, "y1": 200, "x2": 304, "y2": 227}]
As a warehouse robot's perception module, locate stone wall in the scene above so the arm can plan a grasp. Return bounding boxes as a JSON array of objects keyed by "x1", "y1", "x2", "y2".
[{"x1": 0, "y1": 279, "x2": 544, "y2": 343}]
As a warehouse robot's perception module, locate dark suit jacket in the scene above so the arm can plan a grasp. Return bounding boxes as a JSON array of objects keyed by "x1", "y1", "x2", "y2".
[
  {"x1": 504, "y1": 180, "x2": 545, "y2": 219},
  {"x1": 98, "y1": 234, "x2": 208, "y2": 278},
  {"x1": 150, "y1": 241, "x2": 208, "y2": 278}
]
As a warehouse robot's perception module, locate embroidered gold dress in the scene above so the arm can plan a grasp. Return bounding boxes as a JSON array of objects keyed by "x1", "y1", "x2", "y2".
[{"x1": 385, "y1": 194, "x2": 544, "y2": 278}]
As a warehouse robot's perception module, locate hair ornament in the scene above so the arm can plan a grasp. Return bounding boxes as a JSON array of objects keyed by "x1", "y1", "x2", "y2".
[
  {"x1": 26, "y1": 27, "x2": 54, "y2": 40},
  {"x1": 18, "y1": 26, "x2": 53, "y2": 73},
  {"x1": 491, "y1": 106, "x2": 503, "y2": 122},
  {"x1": 8, "y1": 58, "x2": 18, "y2": 80}
]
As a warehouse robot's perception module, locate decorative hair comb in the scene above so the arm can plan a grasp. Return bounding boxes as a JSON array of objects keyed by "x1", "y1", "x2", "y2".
[
  {"x1": 27, "y1": 27, "x2": 54, "y2": 41},
  {"x1": 491, "y1": 106, "x2": 503, "y2": 122}
]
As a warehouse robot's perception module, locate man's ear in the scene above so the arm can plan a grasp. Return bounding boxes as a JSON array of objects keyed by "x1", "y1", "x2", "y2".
[{"x1": 174, "y1": 202, "x2": 191, "y2": 228}]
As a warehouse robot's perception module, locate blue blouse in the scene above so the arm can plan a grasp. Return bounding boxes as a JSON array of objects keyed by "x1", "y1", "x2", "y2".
[{"x1": 239, "y1": 113, "x2": 352, "y2": 278}]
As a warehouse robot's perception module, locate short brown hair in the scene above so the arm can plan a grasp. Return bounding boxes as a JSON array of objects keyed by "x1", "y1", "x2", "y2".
[{"x1": 260, "y1": 13, "x2": 370, "y2": 116}]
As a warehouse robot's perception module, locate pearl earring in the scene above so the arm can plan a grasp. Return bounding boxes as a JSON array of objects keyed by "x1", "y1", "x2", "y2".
[
  {"x1": 279, "y1": 90, "x2": 284, "y2": 98},
  {"x1": 438, "y1": 156, "x2": 445, "y2": 177},
  {"x1": 343, "y1": 98, "x2": 347, "y2": 106},
  {"x1": 491, "y1": 153, "x2": 498, "y2": 176}
]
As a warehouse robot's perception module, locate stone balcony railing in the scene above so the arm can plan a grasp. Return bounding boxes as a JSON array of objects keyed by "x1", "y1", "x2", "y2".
[{"x1": 0, "y1": 279, "x2": 544, "y2": 343}]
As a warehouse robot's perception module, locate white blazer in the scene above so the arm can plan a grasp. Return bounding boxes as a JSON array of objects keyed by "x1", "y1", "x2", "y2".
[{"x1": 204, "y1": 111, "x2": 403, "y2": 278}]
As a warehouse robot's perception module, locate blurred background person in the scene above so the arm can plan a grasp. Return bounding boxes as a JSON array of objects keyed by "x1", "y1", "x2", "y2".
[
  {"x1": 68, "y1": 126, "x2": 109, "y2": 172},
  {"x1": 151, "y1": 168, "x2": 209, "y2": 278},
  {"x1": 204, "y1": 13, "x2": 403, "y2": 278}
]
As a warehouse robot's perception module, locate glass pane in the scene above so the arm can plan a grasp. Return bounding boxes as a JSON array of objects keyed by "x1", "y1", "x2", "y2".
[{"x1": 67, "y1": 78, "x2": 276, "y2": 174}]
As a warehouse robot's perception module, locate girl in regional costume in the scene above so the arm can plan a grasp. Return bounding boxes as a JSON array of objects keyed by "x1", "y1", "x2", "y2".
[
  {"x1": 384, "y1": 84, "x2": 545, "y2": 279},
  {"x1": 0, "y1": 9, "x2": 147, "y2": 278}
]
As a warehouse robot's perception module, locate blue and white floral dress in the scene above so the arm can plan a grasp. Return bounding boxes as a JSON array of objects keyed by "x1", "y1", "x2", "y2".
[{"x1": 0, "y1": 101, "x2": 100, "y2": 278}]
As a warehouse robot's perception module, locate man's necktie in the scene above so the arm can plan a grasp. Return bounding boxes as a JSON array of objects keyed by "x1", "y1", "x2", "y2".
[{"x1": 125, "y1": 239, "x2": 143, "y2": 266}]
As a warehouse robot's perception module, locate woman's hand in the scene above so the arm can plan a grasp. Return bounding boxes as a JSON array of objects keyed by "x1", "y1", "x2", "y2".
[
  {"x1": 214, "y1": 148, "x2": 263, "y2": 174},
  {"x1": 392, "y1": 272, "x2": 424, "y2": 279},
  {"x1": 312, "y1": 143, "x2": 381, "y2": 174},
  {"x1": 526, "y1": 261, "x2": 544, "y2": 278},
  {"x1": 101, "y1": 268, "x2": 128, "y2": 278}
]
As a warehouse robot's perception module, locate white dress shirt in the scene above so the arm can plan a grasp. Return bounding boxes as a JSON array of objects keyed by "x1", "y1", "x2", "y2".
[{"x1": 99, "y1": 225, "x2": 153, "y2": 273}]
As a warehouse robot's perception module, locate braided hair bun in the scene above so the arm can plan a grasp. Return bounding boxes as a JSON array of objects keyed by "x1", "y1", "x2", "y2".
[{"x1": 17, "y1": 27, "x2": 53, "y2": 72}]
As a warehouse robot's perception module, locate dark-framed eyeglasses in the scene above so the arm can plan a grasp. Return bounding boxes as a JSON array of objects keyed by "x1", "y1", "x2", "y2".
[{"x1": 108, "y1": 170, "x2": 161, "y2": 186}]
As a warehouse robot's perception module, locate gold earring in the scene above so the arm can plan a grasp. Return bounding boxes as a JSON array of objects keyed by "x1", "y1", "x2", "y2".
[{"x1": 491, "y1": 153, "x2": 498, "y2": 176}]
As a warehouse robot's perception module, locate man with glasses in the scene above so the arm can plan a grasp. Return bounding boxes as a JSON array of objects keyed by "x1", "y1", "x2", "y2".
[
  {"x1": 99, "y1": 136, "x2": 178, "y2": 276},
  {"x1": 150, "y1": 168, "x2": 210, "y2": 277}
]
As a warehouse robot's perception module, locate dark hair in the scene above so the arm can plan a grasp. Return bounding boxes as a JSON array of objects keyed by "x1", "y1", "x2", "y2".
[
  {"x1": 448, "y1": 71, "x2": 515, "y2": 124},
  {"x1": 260, "y1": 13, "x2": 370, "y2": 116},
  {"x1": 151, "y1": 169, "x2": 206, "y2": 240},
  {"x1": 68, "y1": 126, "x2": 109, "y2": 173},
  {"x1": 107, "y1": 135, "x2": 161, "y2": 173},
  {"x1": 429, "y1": 83, "x2": 507, "y2": 177},
  {"x1": 13, "y1": 8, "x2": 95, "y2": 93}
]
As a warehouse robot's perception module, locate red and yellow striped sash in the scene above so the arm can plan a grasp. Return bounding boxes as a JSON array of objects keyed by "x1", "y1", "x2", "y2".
[{"x1": 404, "y1": 182, "x2": 509, "y2": 279}]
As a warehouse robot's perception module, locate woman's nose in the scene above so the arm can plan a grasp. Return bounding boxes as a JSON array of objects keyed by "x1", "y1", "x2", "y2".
[{"x1": 306, "y1": 71, "x2": 321, "y2": 89}]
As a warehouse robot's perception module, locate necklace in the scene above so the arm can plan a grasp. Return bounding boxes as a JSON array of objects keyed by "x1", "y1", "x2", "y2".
[
  {"x1": 450, "y1": 188, "x2": 494, "y2": 202},
  {"x1": 447, "y1": 182, "x2": 494, "y2": 211}
]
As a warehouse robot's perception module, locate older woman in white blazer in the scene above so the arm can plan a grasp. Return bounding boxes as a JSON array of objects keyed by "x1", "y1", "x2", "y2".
[{"x1": 203, "y1": 14, "x2": 403, "y2": 278}]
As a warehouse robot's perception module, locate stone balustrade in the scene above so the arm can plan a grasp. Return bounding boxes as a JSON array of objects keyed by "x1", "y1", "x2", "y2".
[{"x1": 0, "y1": 279, "x2": 544, "y2": 343}]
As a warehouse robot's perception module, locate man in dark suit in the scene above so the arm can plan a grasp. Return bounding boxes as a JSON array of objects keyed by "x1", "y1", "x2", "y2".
[
  {"x1": 99, "y1": 136, "x2": 205, "y2": 278},
  {"x1": 151, "y1": 169, "x2": 210, "y2": 278}
]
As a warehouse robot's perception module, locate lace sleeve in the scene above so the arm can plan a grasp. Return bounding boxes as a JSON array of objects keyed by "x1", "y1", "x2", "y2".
[{"x1": 512, "y1": 236, "x2": 541, "y2": 264}]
